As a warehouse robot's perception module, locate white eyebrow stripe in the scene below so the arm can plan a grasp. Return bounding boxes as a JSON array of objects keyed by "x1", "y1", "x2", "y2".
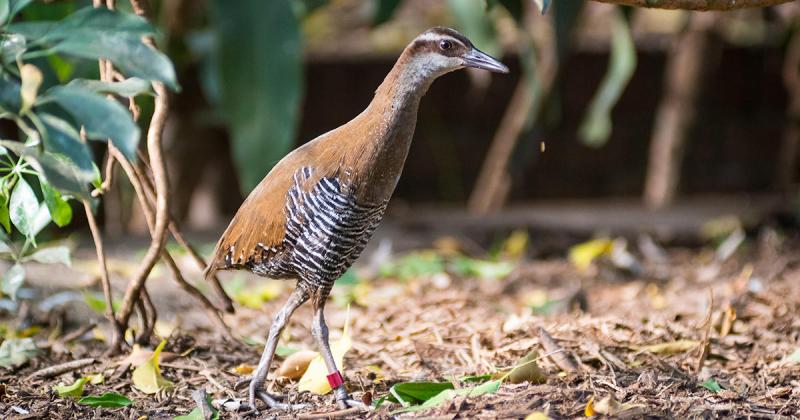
[{"x1": 415, "y1": 33, "x2": 467, "y2": 49}]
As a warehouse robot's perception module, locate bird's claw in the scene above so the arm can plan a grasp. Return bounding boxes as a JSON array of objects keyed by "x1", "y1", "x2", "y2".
[
  {"x1": 243, "y1": 391, "x2": 309, "y2": 415},
  {"x1": 337, "y1": 397, "x2": 370, "y2": 410}
]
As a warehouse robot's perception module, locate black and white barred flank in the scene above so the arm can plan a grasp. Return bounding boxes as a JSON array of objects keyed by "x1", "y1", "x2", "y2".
[{"x1": 250, "y1": 167, "x2": 387, "y2": 293}]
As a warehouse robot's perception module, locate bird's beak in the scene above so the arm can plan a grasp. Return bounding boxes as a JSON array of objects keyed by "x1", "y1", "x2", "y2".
[{"x1": 462, "y1": 48, "x2": 509, "y2": 74}]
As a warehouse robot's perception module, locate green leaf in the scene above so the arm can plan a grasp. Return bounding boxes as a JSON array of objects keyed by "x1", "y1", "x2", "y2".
[
  {"x1": 275, "y1": 345, "x2": 300, "y2": 357},
  {"x1": 578, "y1": 9, "x2": 636, "y2": 147},
  {"x1": 700, "y1": 379, "x2": 722, "y2": 393},
  {"x1": 173, "y1": 405, "x2": 219, "y2": 420},
  {"x1": 78, "y1": 392, "x2": 133, "y2": 408},
  {"x1": 44, "y1": 85, "x2": 140, "y2": 161},
  {"x1": 372, "y1": 0, "x2": 401, "y2": 26},
  {"x1": 40, "y1": 181, "x2": 71, "y2": 227},
  {"x1": 396, "y1": 380, "x2": 502, "y2": 413},
  {"x1": 24, "y1": 245, "x2": 70, "y2": 266},
  {"x1": 0, "y1": 72, "x2": 22, "y2": 112},
  {"x1": 0, "y1": 337, "x2": 37, "y2": 368},
  {"x1": 450, "y1": 257, "x2": 514, "y2": 280},
  {"x1": 83, "y1": 291, "x2": 120, "y2": 313},
  {"x1": 210, "y1": 0, "x2": 303, "y2": 191},
  {"x1": 8, "y1": 0, "x2": 33, "y2": 21},
  {"x1": 0, "y1": 191, "x2": 10, "y2": 233},
  {"x1": 448, "y1": 0, "x2": 500, "y2": 57},
  {"x1": 1, "y1": 0, "x2": 9, "y2": 27},
  {"x1": 1, "y1": 263, "x2": 25, "y2": 300},
  {"x1": 53, "y1": 377, "x2": 88, "y2": 398},
  {"x1": 387, "y1": 382, "x2": 454, "y2": 406},
  {"x1": 12, "y1": 8, "x2": 177, "y2": 90},
  {"x1": 380, "y1": 252, "x2": 445, "y2": 281},
  {"x1": 0, "y1": 33, "x2": 26, "y2": 64},
  {"x1": 9, "y1": 177, "x2": 39, "y2": 239},
  {"x1": 66, "y1": 78, "x2": 152, "y2": 98}
]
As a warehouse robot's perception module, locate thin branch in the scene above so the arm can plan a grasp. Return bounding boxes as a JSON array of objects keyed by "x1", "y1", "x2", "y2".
[
  {"x1": 134, "y1": 154, "x2": 234, "y2": 313},
  {"x1": 28, "y1": 358, "x2": 96, "y2": 379},
  {"x1": 592, "y1": 0, "x2": 793, "y2": 10},
  {"x1": 82, "y1": 200, "x2": 123, "y2": 351},
  {"x1": 110, "y1": 147, "x2": 232, "y2": 339},
  {"x1": 115, "y1": 0, "x2": 172, "y2": 332}
]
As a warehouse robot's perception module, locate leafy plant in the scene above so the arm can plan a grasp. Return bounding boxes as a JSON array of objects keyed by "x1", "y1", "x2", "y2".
[{"x1": 0, "y1": 1, "x2": 177, "y2": 298}]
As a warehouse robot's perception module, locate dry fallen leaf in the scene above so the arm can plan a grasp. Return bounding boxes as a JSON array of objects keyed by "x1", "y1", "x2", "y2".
[
  {"x1": 298, "y1": 308, "x2": 352, "y2": 394},
  {"x1": 494, "y1": 350, "x2": 547, "y2": 384},
  {"x1": 232, "y1": 363, "x2": 254, "y2": 375},
  {"x1": 525, "y1": 412, "x2": 551, "y2": 420},
  {"x1": 590, "y1": 395, "x2": 644, "y2": 415},
  {"x1": 275, "y1": 350, "x2": 318, "y2": 379},
  {"x1": 568, "y1": 238, "x2": 613, "y2": 271},
  {"x1": 584, "y1": 396, "x2": 596, "y2": 417},
  {"x1": 131, "y1": 339, "x2": 174, "y2": 394},
  {"x1": 636, "y1": 340, "x2": 700, "y2": 355}
]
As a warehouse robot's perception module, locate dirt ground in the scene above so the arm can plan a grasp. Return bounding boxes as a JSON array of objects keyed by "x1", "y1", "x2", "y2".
[{"x1": 1, "y1": 227, "x2": 799, "y2": 419}]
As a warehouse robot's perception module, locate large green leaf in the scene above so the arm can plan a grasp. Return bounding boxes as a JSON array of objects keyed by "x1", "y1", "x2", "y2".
[
  {"x1": 578, "y1": 8, "x2": 635, "y2": 147},
  {"x1": 210, "y1": 0, "x2": 303, "y2": 192},
  {"x1": 11, "y1": 8, "x2": 178, "y2": 90},
  {"x1": 66, "y1": 77, "x2": 152, "y2": 98},
  {"x1": 0, "y1": 72, "x2": 21, "y2": 111},
  {"x1": 44, "y1": 85, "x2": 140, "y2": 160},
  {"x1": 1, "y1": 0, "x2": 9, "y2": 26},
  {"x1": 38, "y1": 113, "x2": 95, "y2": 195},
  {"x1": 9, "y1": 176, "x2": 38, "y2": 239},
  {"x1": 448, "y1": 0, "x2": 500, "y2": 57}
]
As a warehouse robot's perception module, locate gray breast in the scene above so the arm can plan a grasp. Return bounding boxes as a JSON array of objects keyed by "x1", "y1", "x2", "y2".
[{"x1": 279, "y1": 167, "x2": 386, "y2": 291}]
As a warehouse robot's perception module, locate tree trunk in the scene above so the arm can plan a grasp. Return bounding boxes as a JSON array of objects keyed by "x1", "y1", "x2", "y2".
[{"x1": 643, "y1": 14, "x2": 718, "y2": 209}]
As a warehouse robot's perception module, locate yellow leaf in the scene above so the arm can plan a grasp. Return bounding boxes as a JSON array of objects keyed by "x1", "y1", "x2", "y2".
[
  {"x1": 591, "y1": 395, "x2": 644, "y2": 415},
  {"x1": 232, "y1": 363, "x2": 254, "y2": 375},
  {"x1": 86, "y1": 373, "x2": 104, "y2": 385},
  {"x1": 234, "y1": 281, "x2": 284, "y2": 309},
  {"x1": 19, "y1": 63, "x2": 42, "y2": 113},
  {"x1": 568, "y1": 238, "x2": 613, "y2": 271},
  {"x1": 502, "y1": 230, "x2": 529, "y2": 259},
  {"x1": 494, "y1": 350, "x2": 547, "y2": 384},
  {"x1": 298, "y1": 308, "x2": 352, "y2": 394},
  {"x1": 276, "y1": 350, "x2": 318, "y2": 379},
  {"x1": 132, "y1": 339, "x2": 173, "y2": 394},
  {"x1": 636, "y1": 340, "x2": 699, "y2": 355},
  {"x1": 585, "y1": 396, "x2": 596, "y2": 416},
  {"x1": 525, "y1": 412, "x2": 551, "y2": 420},
  {"x1": 154, "y1": 320, "x2": 176, "y2": 338}
]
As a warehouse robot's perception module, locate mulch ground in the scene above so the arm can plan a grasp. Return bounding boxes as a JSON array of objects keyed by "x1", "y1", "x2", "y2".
[{"x1": 1, "y1": 229, "x2": 799, "y2": 419}]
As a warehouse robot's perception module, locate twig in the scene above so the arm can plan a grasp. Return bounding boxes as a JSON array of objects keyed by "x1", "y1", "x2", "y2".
[
  {"x1": 297, "y1": 407, "x2": 365, "y2": 419},
  {"x1": 28, "y1": 358, "x2": 96, "y2": 379},
  {"x1": 115, "y1": 0, "x2": 172, "y2": 341},
  {"x1": 695, "y1": 289, "x2": 714, "y2": 373},
  {"x1": 42, "y1": 322, "x2": 97, "y2": 349},
  {"x1": 191, "y1": 388, "x2": 214, "y2": 420},
  {"x1": 90, "y1": 153, "x2": 116, "y2": 197},
  {"x1": 537, "y1": 327, "x2": 578, "y2": 372},
  {"x1": 133, "y1": 156, "x2": 234, "y2": 313},
  {"x1": 109, "y1": 147, "x2": 232, "y2": 339},
  {"x1": 82, "y1": 200, "x2": 123, "y2": 351}
]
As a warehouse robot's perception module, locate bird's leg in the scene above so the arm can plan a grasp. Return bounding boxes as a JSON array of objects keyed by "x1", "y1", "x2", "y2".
[
  {"x1": 311, "y1": 298, "x2": 366, "y2": 410},
  {"x1": 246, "y1": 287, "x2": 309, "y2": 413}
]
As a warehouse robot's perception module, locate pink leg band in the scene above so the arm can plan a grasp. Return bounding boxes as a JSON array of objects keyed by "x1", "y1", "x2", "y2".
[{"x1": 327, "y1": 370, "x2": 344, "y2": 388}]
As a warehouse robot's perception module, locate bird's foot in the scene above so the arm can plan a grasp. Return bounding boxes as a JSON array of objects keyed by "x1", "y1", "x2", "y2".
[
  {"x1": 336, "y1": 397, "x2": 369, "y2": 410},
  {"x1": 243, "y1": 378, "x2": 309, "y2": 415}
]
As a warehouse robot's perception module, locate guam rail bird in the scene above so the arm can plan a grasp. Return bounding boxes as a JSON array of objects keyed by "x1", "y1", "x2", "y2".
[{"x1": 204, "y1": 26, "x2": 508, "y2": 412}]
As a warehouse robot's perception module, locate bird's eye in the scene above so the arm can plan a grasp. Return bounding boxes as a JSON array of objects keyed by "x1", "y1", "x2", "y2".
[{"x1": 439, "y1": 40, "x2": 453, "y2": 51}]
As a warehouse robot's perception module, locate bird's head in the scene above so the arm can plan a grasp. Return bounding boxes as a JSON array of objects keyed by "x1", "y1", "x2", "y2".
[{"x1": 403, "y1": 27, "x2": 509, "y2": 78}]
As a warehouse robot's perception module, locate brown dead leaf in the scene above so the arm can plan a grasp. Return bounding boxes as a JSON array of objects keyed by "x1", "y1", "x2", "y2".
[
  {"x1": 116, "y1": 345, "x2": 178, "y2": 366},
  {"x1": 719, "y1": 305, "x2": 736, "y2": 337},
  {"x1": 590, "y1": 395, "x2": 644, "y2": 415},
  {"x1": 276, "y1": 350, "x2": 318, "y2": 379},
  {"x1": 636, "y1": 340, "x2": 700, "y2": 355},
  {"x1": 494, "y1": 350, "x2": 547, "y2": 384}
]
